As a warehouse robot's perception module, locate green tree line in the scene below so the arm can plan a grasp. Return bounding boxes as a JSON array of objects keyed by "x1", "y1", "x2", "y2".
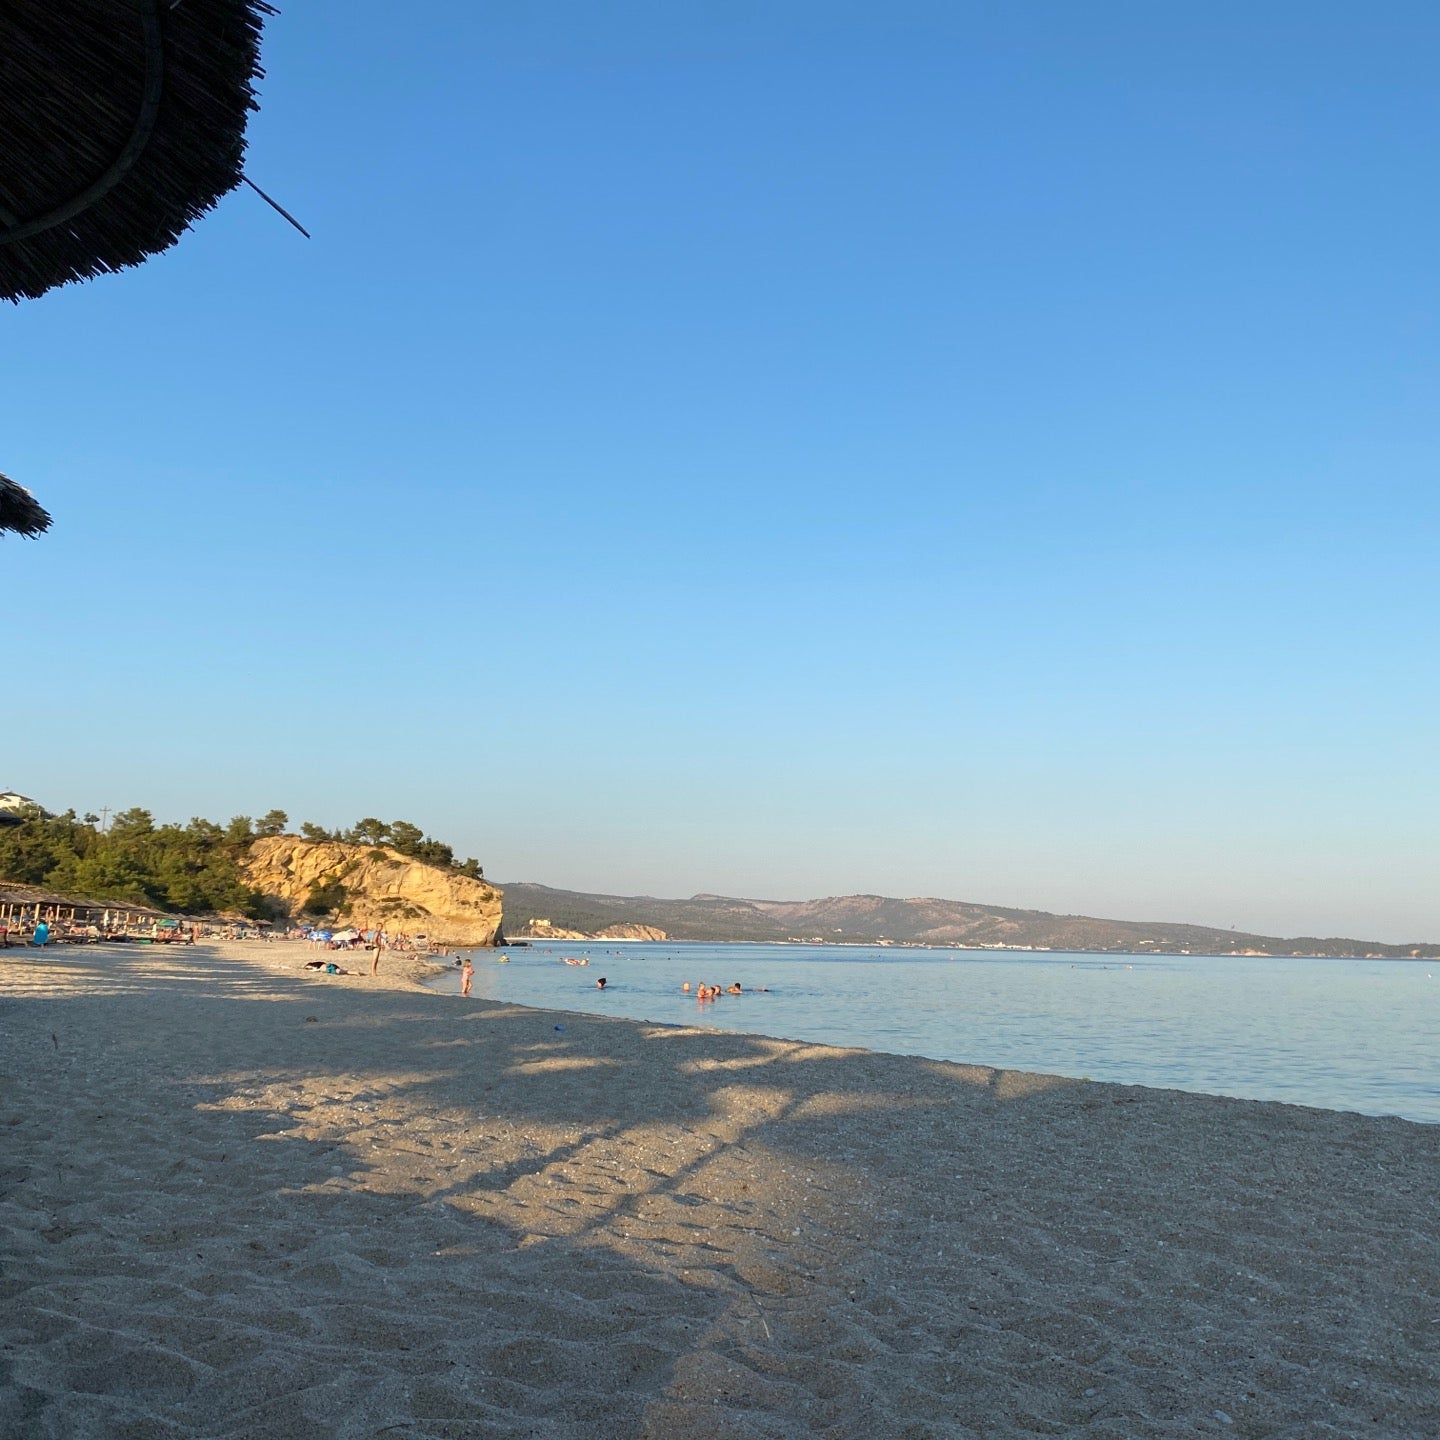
[
  {"x1": 284, "y1": 815, "x2": 483, "y2": 877},
  {"x1": 0, "y1": 808, "x2": 483, "y2": 915}
]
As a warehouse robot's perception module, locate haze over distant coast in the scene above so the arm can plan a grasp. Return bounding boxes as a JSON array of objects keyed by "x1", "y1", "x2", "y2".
[
  {"x1": 5, "y1": 799, "x2": 1433, "y2": 959},
  {"x1": 502, "y1": 881, "x2": 1440, "y2": 958}
]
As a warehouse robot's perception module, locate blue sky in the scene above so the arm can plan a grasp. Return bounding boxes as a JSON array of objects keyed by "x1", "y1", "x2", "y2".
[{"x1": 6, "y1": 2, "x2": 1439, "y2": 939}]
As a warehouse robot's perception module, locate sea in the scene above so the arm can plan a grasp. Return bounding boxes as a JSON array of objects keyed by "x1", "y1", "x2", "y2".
[{"x1": 424, "y1": 940, "x2": 1440, "y2": 1123}]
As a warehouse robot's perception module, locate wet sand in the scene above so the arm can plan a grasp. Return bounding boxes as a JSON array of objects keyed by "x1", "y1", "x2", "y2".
[{"x1": 1, "y1": 939, "x2": 1436, "y2": 1438}]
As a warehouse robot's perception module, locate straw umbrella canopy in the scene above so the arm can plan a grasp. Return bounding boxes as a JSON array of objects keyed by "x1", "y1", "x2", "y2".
[
  {"x1": 1, "y1": 1, "x2": 274, "y2": 539},
  {"x1": 0, "y1": 0, "x2": 273, "y2": 303},
  {"x1": 0, "y1": 475, "x2": 51, "y2": 538}
]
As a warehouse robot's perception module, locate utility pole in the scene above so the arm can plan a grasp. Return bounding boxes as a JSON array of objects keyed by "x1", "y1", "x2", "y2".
[{"x1": 98, "y1": 806, "x2": 112, "y2": 832}]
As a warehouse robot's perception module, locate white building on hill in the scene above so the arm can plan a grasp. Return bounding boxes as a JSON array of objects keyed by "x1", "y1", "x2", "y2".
[{"x1": 0, "y1": 791, "x2": 44, "y2": 824}]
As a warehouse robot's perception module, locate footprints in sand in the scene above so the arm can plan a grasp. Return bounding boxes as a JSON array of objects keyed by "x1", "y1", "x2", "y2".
[{"x1": 3, "y1": 943, "x2": 1438, "y2": 1439}]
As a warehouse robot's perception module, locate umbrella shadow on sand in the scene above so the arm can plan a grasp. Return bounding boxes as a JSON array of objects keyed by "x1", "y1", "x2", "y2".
[{"x1": 3, "y1": 943, "x2": 1436, "y2": 1440}]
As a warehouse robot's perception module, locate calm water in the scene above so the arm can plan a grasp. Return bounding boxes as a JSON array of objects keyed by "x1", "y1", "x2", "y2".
[{"x1": 424, "y1": 941, "x2": 1440, "y2": 1123}]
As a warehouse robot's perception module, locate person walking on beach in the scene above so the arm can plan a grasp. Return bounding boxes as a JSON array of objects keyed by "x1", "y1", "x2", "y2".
[
  {"x1": 460, "y1": 955, "x2": 474, "y2": 996},
  {"x1": 370, "y1": 932, "x2": 383, "y2": 976}
]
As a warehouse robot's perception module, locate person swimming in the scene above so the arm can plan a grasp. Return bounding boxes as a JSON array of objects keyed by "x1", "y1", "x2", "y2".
[
  {"x1": 596, "y1": 976, "x2": 607, "y2": 989},
  {"x1": 727, "y1": 982, "x2": 743, "y2": 995},
  {"x1": 681, "y1": 981, "x2": 691, "y2": 993}
]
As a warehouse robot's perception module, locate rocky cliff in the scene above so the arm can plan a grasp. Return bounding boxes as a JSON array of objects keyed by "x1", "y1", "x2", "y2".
[
  {"x1": 518, "y1": 918, "x2": 586, "y2": 941},
  {"x1": 246, "y1": 837, "x2": 504, "y2": 946},
  {"x1": 519, "y1": 917, "x2": 667, "y2": 942}
]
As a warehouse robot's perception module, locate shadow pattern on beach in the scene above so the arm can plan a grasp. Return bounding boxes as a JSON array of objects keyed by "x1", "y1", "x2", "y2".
[{"x1": 2, "y1": 944, "x2": 1437, "y2": 1439}]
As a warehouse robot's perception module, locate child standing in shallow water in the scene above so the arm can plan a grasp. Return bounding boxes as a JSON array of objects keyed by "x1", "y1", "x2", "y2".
[{"x1": 460, "y1": 956, "x2": 474, "y2": 997}]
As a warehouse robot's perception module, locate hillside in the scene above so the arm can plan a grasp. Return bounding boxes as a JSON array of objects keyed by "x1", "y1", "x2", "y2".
[
  {"x1": 247, "y1": 837, "x2": 504, "y2": 946},
  {"x1": 499, "y1": 882, "x2": 1439, "y2": 958}
]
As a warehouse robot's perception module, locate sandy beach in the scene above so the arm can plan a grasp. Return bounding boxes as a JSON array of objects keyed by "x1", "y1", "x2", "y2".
[{"x1": 1, "y1": 939, "x2": 1435, "y2": 1439}]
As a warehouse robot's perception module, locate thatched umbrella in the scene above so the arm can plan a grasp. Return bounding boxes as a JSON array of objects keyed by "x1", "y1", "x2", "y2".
[
  {"x1": 1, "y1": 1, "x2": 276, "y2": 538},
  {"x1": 0, "y1": 475, "x2": 51, "y2": 538},
  {"x1": 0, "y1": 0, "x2": 274, "y2": 303}
]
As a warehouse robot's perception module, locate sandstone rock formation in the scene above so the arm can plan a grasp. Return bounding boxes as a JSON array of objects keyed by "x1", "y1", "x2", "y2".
[
  {"x1": 518, "y1": 917, "x2": 667, "y2": 942},
  {"x1": 521, "y1": 918, "x2": 587, "y2": 941},
  {"x1": 246, "y1": 837, "x2": 504, "y2": 946}
]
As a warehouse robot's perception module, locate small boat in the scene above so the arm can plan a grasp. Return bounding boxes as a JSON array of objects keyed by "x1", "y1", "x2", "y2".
[{"x1": 562, "y1": 956, "x2": 589, "y2": 967}]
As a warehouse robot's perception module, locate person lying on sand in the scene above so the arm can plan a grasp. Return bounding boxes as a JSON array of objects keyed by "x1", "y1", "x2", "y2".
[{"x1": 304, "y1": 959, "x2": 353, "y2": 975}]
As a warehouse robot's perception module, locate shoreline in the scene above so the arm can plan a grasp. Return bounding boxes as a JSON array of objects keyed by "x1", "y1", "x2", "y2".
[
  {"x1": 417, "y1": 966, "x2": 1439, "y2": 1128},
  {"x1": 3, "y1": 938, "x2": 1436, "y2": 1438},
  {"x1": 436, "y1": 942, "x2": 1440, "y2": 1124}
]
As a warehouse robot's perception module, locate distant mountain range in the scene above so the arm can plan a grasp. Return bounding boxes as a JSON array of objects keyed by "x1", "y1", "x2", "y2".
[{"x1": 500, "y1": 883, "x2": 1439, "y2": 958}]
